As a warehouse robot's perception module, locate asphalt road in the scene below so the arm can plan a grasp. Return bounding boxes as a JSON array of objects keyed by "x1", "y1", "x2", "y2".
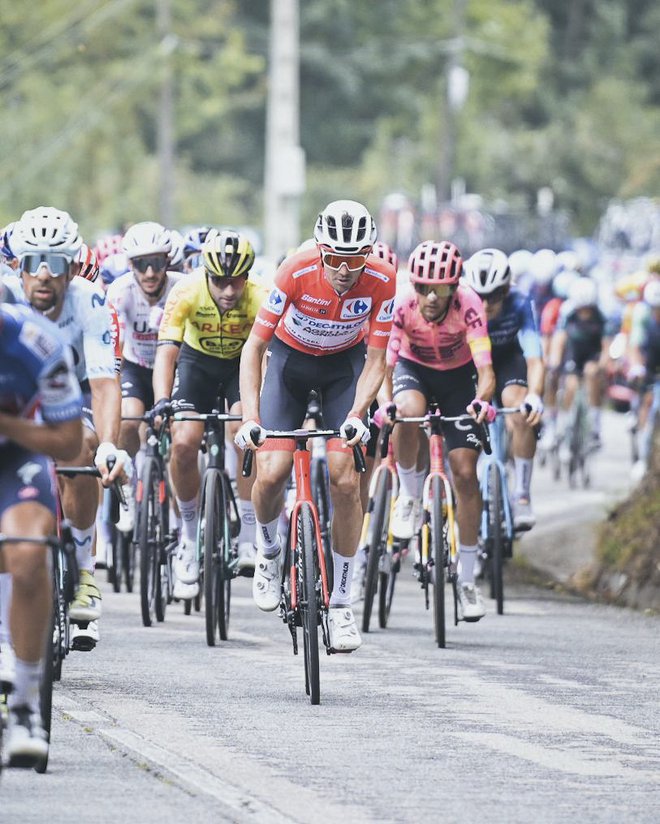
[{"x1": 2, "y1": 412, "x2": 658, "y2": 823}]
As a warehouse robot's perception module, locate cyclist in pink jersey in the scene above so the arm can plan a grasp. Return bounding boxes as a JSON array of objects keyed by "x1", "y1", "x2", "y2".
[{"x1": 380, "y1": 240, "x2": 495, "y2": 621}]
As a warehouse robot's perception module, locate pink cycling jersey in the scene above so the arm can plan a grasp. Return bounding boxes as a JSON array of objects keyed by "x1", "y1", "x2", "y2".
[{"x1": 386, "y1": 284, "x2": 491, "y2": 371}]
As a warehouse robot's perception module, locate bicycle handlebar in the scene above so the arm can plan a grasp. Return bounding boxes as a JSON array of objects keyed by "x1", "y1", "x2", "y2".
[
  {"x1": 56, "y1": 456, "x2": 127, "y2": 514},
  {"x1": 241, "y1": 425, "x2": 366, "y2": 478}
]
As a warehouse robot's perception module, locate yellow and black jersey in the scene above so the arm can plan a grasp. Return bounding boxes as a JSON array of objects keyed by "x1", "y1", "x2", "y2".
[{"x1": 158, "y1": 270, "x2": 266, "y2": 359}]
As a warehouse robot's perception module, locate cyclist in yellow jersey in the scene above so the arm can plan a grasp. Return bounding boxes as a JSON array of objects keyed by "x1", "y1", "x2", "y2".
[{"x1": 152, "y1": 230, "x2": 266, "y2": 598}]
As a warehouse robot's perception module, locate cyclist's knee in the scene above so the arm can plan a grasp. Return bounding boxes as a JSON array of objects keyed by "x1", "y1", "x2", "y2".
[{"x1": 4, "y1": 544, "x2": 49, "y2": 589}]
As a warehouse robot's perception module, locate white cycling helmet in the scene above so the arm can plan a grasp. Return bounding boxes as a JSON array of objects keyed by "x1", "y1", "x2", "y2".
[
  {"x1": 463, "y1": 248, "x2": 511, "y2": 295},
  {"x1": 122, "y1": 221, "x2": 172, "y2": 259},
  {"x1": 530, "y1": 248, "x2": 558, "y2": 284},
  {"x1": 568, "y1": 277, "x2": 598, "y2": 309},
  {"x1": 12, "y1": 206, "x2": 82, "y2": 260},
  {"x1": 314, "y1": 199, "x2": 377, "y2": 253},
  {"x1": 556, "y1": 249, "x2": 580, "y2": 272},
  {"x1": 168, "y1": 229, "x2": 185, "y2": 269},
  {"x1": 552, "y1": 269, "x2": 579, "y2": 300},
  {"x1": 643, "y1": 279, "x2": 660, "y2": 308},
  {"x1": 508, "y1": 249, "x2": 534, "y2": 283}
]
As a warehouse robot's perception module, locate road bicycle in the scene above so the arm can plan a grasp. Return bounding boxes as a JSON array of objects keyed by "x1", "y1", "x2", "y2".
[
  {"x1": 560, "y1": 379, "x2": 594, "y2": 489},
  {"x1": 174, "y1": 406, "x2": 242, "y2": 645},
  {"x1": 477, "y1": 406, "x2": 522, "y2": 616},
  {"x1": 242, "y1": 425, "x2": 364, "y2": 705},
  {"x1": 359, "y1": 407, "x2": 399, "y2": 633},
  {"x1": 124, "y1": 413, "x2": 179, "y2": 627},
  {"x1": 397, "y1": 409, "x2": 490, "y2": 648},
  {"x1": 0, "y1": 527, "x2": 77, "y2": 774},
  {"x1": 305, "y1": 391, "x2": 333, "y2": 591},
  {"x1": 54, "y1": 462, "x2": 125, "y2": 651}
]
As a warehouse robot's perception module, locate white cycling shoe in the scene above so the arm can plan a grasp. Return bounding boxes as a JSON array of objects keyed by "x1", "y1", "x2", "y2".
[
  {"x1": 456, "y1": 582, "x2": 486, "y2": 622},
  {"x1": 172, "y1": 538, "x2": 200, "y2": 600},
  {"x1": 252, "y1": 547, "x2": 282, "y2": 611},
  {"x1": 327, "y1": 606, "x2": 362, "y2": 652}
]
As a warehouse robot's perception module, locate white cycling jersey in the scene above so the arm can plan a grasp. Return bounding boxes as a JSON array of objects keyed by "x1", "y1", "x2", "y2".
[
  {"x1": 52, "y1": 277, "x2": 116, "y2": 385},
  {"x1": 106, "y1": 271, "x2": 181, "y2": 369}
]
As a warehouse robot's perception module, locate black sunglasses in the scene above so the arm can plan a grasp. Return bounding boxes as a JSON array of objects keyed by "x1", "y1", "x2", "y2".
[{"x1": 132, "y1": 254, "x2": 169, "y2": 273}]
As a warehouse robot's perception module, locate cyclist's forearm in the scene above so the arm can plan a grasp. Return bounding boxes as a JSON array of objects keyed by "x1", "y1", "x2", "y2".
[
  {"x1": 90, "y1": 376, "x2": 121, "y2": 445},
  {"x1": 239, "y1": 335, "x2": 267, "y2": 421},
  {"x1": 526, "y1": 357, "x2": 545, "y2": 397},
  {"x1": 0, "y1": 414, "x2": 82, "y2": 461},
  {"x1": 152, "y1": 343, "x2": 179, "y2": 402},
  {"x1": 475, "y1": 364, "x2": 495, "y2": 402},
  {"x1": 378, "y1": 367, "x2": 394, "y2": 404},
  {"x1": 348, "y1": 348, "x2": 386, "y2": 418}
]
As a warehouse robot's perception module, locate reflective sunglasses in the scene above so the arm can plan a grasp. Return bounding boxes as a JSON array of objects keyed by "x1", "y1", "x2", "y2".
[
  {"x1": 21, "y1": 253, "x2": 72, "y2": 277},
  {"x1": 321, "y1": 250, "x2": 370, "y2": 272},
  {"x1": 206, "y1": 271, "x2": 246, "y2": 288},
  {"x1": 414, "y1": 282, "x2": 457, "y2": 298},
  {"x1": 132, "y1": 254, "x2": 169, "y2": 273}
]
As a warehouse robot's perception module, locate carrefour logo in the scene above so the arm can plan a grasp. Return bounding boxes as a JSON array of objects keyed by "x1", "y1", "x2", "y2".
[
  {"x1": 340, "y1": 297, "x2": 372, "y2": 319},
  {"x1": 265, "y1": 287, "x2": 287, "y2": 316},
  {"x1": 376, "y1": 298, "x2": 394, "y2": 323}
]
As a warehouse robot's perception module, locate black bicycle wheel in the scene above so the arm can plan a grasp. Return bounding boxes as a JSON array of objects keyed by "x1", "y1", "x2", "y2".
[
  {"x1": 35, "y1": 606, "x2": 55, "y2": 774},
  {"x1": 111, "y1": 526, "x2": 122, "y2": 593},
  {"x1": 487, "y1": 466, "x2": 505, "y2": 615},
  {"x1": 217, "y1": 476, "x2": 234, "y2": 640},
  {"x1": 362, "y1": 470, "x2": 390, "y2": 633},
  {"x1": 430, "y1": 476, "x2": 446, "y2": 648},
  {"x1": 138, "y1": 457, "x2": 160, "y2": 627},
  {"x1": 123, "y1": 531, "x2": 136, "y2": 593},
  {"x1": 298, "y1": 503, "x2": 321, "y2": 705},
  {"x1": 203, "y1": 471, "x2": 228, "y2": 646},
  {"x1": 313, "y1": 458, "x2": 333, "y2": 593}
]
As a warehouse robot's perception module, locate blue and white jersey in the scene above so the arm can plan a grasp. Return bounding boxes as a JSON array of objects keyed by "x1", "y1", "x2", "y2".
[
  {"x1": 487, "y1": 288, "x2": 542, "y2": 358},
  {"x1": 0, "y1": 304, "x2": 82, "y2": 445}
]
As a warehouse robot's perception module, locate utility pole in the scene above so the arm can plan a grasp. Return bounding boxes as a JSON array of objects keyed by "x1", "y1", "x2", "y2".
[
  {"x1": 264, "y1": 0, "x2": 305, "y2": 261},
  {"x1": 157, "y1": 0, "x2": 175, "y2": 227},
  {"x1": 437, "y1": 0, "x2": 468, "y2": 204}
]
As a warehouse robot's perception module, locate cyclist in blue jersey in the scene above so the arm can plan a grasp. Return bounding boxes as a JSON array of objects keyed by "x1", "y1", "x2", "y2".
[
  {"x1": 0, "y1": 301, "x2": 82, "y2": 767},
  {"x1": 464, "y1": 249, "x2": 545, "y2": 530}
]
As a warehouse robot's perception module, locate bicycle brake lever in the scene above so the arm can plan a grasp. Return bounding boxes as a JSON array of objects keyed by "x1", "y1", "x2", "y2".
[
  {"x1": 343, "y1": 425, "x2": 366, "y2": 473},
  {"x1": 242, "y1": 450, "x2": 253, "y2": 478}
]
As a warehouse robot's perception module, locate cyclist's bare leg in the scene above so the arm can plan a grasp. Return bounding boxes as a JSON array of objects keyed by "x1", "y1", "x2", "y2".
[
  {"x1": 502, "y1": 384, "x2": 536, "y2": 460},
  {"x1": 58, "y1": 429, "x2": 99, "y2": 532},
  {"x1": 327, "y1": 450, "x2": 362, "y2": 559},
  {"x1": 584, "y1": 360, "x2": 604, "y2": 407},
  {"x1": 253, "y1": 448, "x2": 293, "y2": 536},
  {"x1": 170, "y1": 419, "x2": 204, "y2": 502},
  {"x1": 392, "y1": 388, "x2": 426, "y2": 499},
  {"x1": 119, "y1": 396, "x2": 145, "y2": 459},
  {"x1": 448, "y1": 447, "x2": 481, "y2": 583},
  {"x1": 1, "y1": 503, "x2": 53, "y2": 664}
]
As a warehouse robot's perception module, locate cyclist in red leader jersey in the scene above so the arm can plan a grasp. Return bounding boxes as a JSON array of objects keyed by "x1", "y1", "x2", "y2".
[
  {"x1": 380, "y1": 240, "x2": 495, "y2": 622},
  {"x1": 236, "y1": 200, "x2": 395, "y2": 652}
]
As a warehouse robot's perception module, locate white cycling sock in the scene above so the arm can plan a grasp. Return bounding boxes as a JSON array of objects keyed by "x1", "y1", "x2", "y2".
[
  {"x1": 330, "y1": 553, "x2": 355, "y2": 606},
  {"x1": 514, "y1": 457, "x2": 534, "y2": 500},
  {"x1": 0, "y1": 572, "x2": 12, "y2": 648},
  {"x1": 589, "y1": 406, "x2": 601, "y2": 434},
  {"x1": 9, "y1": 657, "x2": 41, "y2": 712},
  {"x1": 459, "y1": 544, "x2": 479, "y2": 584},
  {"x1": 95, "y1": 506, "x2": 113, "y2": 550},
  {"x1": 71, "y1": 525, "x2": 95, "y2": 572},
  {"x1": 238, "y1": 499, "x2": 256, "y2": 545},
  {"x1": 415, "y1": 468, "x2": 427, "y2": 497},
  {"x1": 396, "y1": 464, "x2": 417, "y2": 498},
  {"x1": 256, "y1": 516, "x2": 281, "y2": 557},
  {"x1": 177, "y1": 496, "x2": 199, "y2": 543}
]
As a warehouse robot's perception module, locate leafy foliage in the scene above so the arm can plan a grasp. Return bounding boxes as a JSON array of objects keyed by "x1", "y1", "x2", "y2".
[{"x1": 0, "y1": 0, "x2": 657, "y2": 239}]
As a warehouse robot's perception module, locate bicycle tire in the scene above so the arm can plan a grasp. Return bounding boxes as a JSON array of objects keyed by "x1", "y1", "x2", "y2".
[
  {"x1": 313, "y1": 458, "x2": 333, "y2": 593},
  {"x1": 123, "y1": 531, "x2": 136, "y2": 593},
  {"x1": 203, "y1": 471, "x2": 231, "y2": 645},
  {"x1": 111, "y1": 526, "x2": 122, "y2": 593},
  {"x1": 430, "y1": 476, "x2": 446, "y2": 648},
  {"x1": 218, "y1": 476, "x2": 234, "y2": 640},
  {"x1": 138, "y1": 457, "x2": 160, "y2": 627},
  {"x1": 362, "y1": 470, "x2": 390, "y2": 633},
  {"x1": 35, "y1": 608, "x2": 55, "y2": 773},
  {"x1": 487, "y1": 466, "x2": 505, "y2": 615},
  {"x1": 380, "y1": 557, "x2": 398, "y2": 628},
  {"x1": 298, "y1": 503, "x2": 321, "y2": 705}
]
